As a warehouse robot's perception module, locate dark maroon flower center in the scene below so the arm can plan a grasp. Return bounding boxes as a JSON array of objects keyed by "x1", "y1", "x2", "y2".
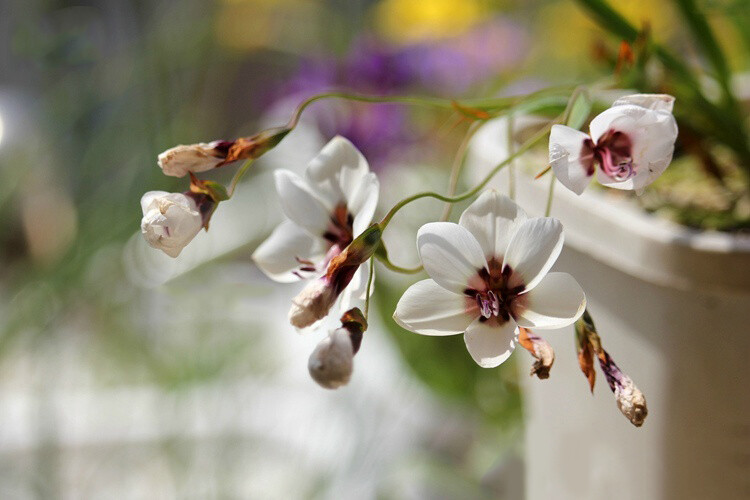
[
  {"x1": 464, "y1": 258, "x2": 526, "y2": 324},
  {"x1": 294, "y1": 203, "x2": 354, "y2": 279},
  {"x1": 581, "y1": 129, "x2": 634, "y2": 181}
]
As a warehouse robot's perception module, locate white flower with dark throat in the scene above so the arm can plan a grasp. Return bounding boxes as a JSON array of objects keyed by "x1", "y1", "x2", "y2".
[
  {"x1": 252, "y1": 136, "x2": 379, "y2": 328},
  {"x1": 549, "y1": 94, "x2": 678, "y2": 194},
  {"x1": 394, "y1": 190, "x2": 586, "y2": 368},
  {"x1": 140, "y1": 191, "x2": 203, "y2": 257}
]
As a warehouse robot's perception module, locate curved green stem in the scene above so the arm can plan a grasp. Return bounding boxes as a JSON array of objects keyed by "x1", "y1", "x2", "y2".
[
  {"x1": 378, "y1": 116, "x2": 558, "y2": 230},
  {"x1": 364, "y1": 257, "x2": 375, "y2": 318},
  {"x1": 507, "y1": 113, "x2": 516, "y2": 200},
  {"x1": 287, "y1": 92, "x2": 456, "y2": 129},
  {"x1": 228, "y1": 159, "x2": 254, "y2": 198},
  {"x1": 375, "y1": 254, "x2": 423, "y2": 274},
  {"x1": 441, "y1": 122, "x2": 480, "y2": 221},
  {"x1": 544, "y1": 173, "x2": 556, "y2": 217}
]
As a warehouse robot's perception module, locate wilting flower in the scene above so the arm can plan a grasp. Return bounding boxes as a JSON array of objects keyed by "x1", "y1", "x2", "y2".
[
  {"x1": 158, "y1": 128, "x2": 291, "y2": 178},
  {"x1": 394, "y1": 190, "x2": 586, "y2": 368},
  {"x1": 549, "y1": 94, "x2": 678, "y2": 194},
  {"x1": 253, "y1": 136, "x2": 379, "y2": 327},
  {"x1": 140, "y1": 191, "x2": 204, "y2": 257}
]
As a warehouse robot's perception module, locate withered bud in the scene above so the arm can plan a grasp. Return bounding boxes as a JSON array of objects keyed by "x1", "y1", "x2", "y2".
[
  {"x1": 158, "y1": 142, "x2": 226, "y2": 178},
  {"x1": 289, "y1": 279, "x2": 337, "y2": 329},
  {"x1": 518, "y1": 328, "x2": 555, "y2": 379},
  {"x1": 614, "y1": 376, "x2": 648, "y2": 427},
  {"x1": 598, "y1": 349, "x2": 648, "y2": 427},
  {"x1": 325, "y1": 225, "x2": 382, "y2": 283},
  {"x1": 157, "y1": 127, "x2": 290, "y2": 178},
  {"x1": 308, "y1": 308, "x2": 368, "y2": 389},
  {"x1": 288, "y1": 225, "x2": 381, "y2": 329},
  {"x1": 308, "y1": 328, "x2": 354, "y2": 389}
]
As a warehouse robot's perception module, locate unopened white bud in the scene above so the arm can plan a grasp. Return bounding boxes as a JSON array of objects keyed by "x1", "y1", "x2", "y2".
[
  {"x1": 288, "y1": 279, "x2": 336, "y2": 329},
  {"x1": 308, "y1": 328, "x2": 354, "y2": 389},
  {"x1": 158, "y1": 143, "x2": 224, "y2": 178},
  {"x1": 615, "y1": 377, "x2": 648, "y2": 427},
  {"x1": 140, "y1": 191, "x2": 202, "y2": 257}
]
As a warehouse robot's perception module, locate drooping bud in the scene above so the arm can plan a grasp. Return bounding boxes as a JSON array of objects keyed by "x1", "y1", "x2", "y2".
[
  {"x1": 288, "y1": 225, "x2": 382, "y2": 329},
  {"x1": 518, "y1": 328, "x2": 555, "y2": 379},
  {"x1": 308, "y1": 328, "x2": 354, "y2": 389},
  {"x1": 325, "y1": 224, "x2": 382, "y2": 286},
  {"x1": 575, "y1": 309, "x2": 648, "y2": 427},
  {"x1": 289, "y1": 278, "x2": 338, "y2": 329},
  {"x1": 157, "y1": 127, "x2": 291, "y2": 178},
  {"x1": 158, "y1": 142, "x2": 226, "y2": 178},
  {"x1": 308, "y1": 308, "x2": 367, "y2": 389},
  {"x1": 597, "y1": 349, "x2": 648, "y2": 427},
  {"x1": 140, "y1": 191, "x2": 204, "y2": 257}
]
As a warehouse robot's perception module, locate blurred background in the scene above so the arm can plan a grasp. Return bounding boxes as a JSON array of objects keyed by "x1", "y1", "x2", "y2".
[{"x1": 0, "y1": 0, "x2": 747, "y2": 498}]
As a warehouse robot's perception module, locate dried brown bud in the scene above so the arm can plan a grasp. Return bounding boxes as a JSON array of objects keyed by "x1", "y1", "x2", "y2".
[
  {"x1": 288, "y1": 279, "x2": 337, "y2": 329},
  {"x1": 157, "y1": 128, "x2": 290, "y2": 178},
  {"x1": 614, "y1": 376, "x2": 648, "y2": 427},
  {"x1": 518, "y1": 328, "x2": 555, "y2": 379},
  {"x1": 158, "y1": 142, "x2": 225, "y2": 178}
]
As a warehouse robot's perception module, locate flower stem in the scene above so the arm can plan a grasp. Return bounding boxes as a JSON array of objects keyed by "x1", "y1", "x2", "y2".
[
  {"x1": 375, "y1": 254, "x2": 423, "y2": 274},
  {"x1": 287, "y1": 92, "x2": 456, "y2": 129},
  {"x1": 441, "y1": 122, "x2": 480, "y2": 221},
  {"x1": 544, "y1": 173, "x2": 556, "y2": 217},
  {"x1": 228, "y1": 159, "x2": 254, "y2": 198},
  {"x1": 378, "y1": 117, "x2": 558, "y2": 230},
  {"x1": 364, "y1": 257, "x2": 375, "y2": 319},
  {"x1": 507, "y1": 113, "x2": 516, "y2": 200}
]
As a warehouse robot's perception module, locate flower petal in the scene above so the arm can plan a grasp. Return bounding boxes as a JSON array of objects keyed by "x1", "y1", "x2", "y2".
[
  {"x1": 592, "y1": 105, "x2": 678, "y2": 192},
  {"x1": 417, "y1": 222, "x2": 488, "y2": 294},
  {"x1": 514, "y1": 272, "x2": 586, "y2": 329},
  {"x1": 464, "y1": 317, "x2": 517, "y2": 368},
  {"x1": 458, "y1": 190, "x2": 527, "y2": 260},
  {"x1": 394, "y1": 279, "x2": 476, "y2": 336},
  {"x1": 549, "y1": 125, "x2": 595, "y2": 195},
  {"x1": 612, "y1": 93, "x2": 675, "y2": 113},
  {"x1": 274, "y1": 169, "x2": 331, "y2": 237},
  {"x1": 252, "y1": 220, "x2": 327, "y2": 283},
  {"x1": 350, "y1": 172, "x2": 380, "y2": 236},
  {"x1": 304, "y1": 136, "x2": 370, "y2": 209},
  {"x1": 140, "y1": 190, "x2": 169, "y2": 214},
  {"x1": 503, "y1": 217, "x2": 563, "y2": 291}
]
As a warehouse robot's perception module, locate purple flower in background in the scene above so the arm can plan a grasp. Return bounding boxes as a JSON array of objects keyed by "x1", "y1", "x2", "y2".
[{"x1": 263, "y1": 17, "x2": 529, "y2": 168}]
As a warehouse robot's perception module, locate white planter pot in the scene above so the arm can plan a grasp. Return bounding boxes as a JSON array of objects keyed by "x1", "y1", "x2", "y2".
[{"x1": 513, "y1": 175, "x2": 750, "y2": 500}]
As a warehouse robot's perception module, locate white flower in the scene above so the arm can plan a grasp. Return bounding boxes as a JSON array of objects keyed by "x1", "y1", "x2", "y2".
[
  {"x1": 158, "y1": 142, "x2": 225, "y2": 178},
  {"x1": 252, "y1": 136, "x2": 379, "y2": 325},
  {"x1": 549, "y1": 94, "x2": 678, "y2": 194},
  {"x1": 140, "y1": 191, "x2": 203, "y2": 257},
  {"x1": 393, "y1": 190, "x2": 586, "y2": 368}
]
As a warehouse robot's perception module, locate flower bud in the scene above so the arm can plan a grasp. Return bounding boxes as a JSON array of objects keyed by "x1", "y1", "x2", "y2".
[
  {"x1": 140, "y1": 191, "x2": 203, "y2": 257},
  {"x1": 288, "y1": 279, "x2": 337, "y2": 329},
  {"x1": 308, "y1": 328, "x2": 354, "y2": 389},
  {"x1": 157, "y1": 128, "x2": 290, "y2": 178},
  {"x1": 598, "y1": 349, "x2": 648, "y2": 427},
  {"x1": 288, "y1": 226, "x2": 381, "y2": 329},
  {"x1": 614, "y1": 375, "x2": 648, "y2": 427},
  {"x1": 518, "y1": 328, "x2": 555, "y2": 379},
  {"x1": 158, "y1": 142, "x2": 226, "y2": 178}
]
